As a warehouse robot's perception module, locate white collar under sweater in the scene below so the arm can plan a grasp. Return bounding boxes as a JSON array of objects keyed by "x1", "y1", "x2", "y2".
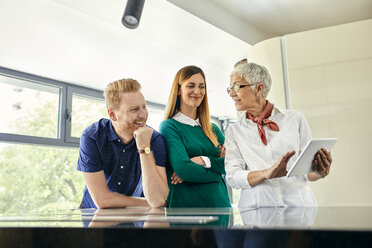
[{"x1": 173, "y1": 112, "x2": 201, "y2": 127}]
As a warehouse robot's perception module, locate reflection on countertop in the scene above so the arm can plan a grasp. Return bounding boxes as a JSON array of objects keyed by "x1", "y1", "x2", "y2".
[
  {"x1": 1, "y1": 206, "x2": 372, "y2": 231},
  {"x1": 237, "y1": 206, "x2": 317, "y2": 229}
]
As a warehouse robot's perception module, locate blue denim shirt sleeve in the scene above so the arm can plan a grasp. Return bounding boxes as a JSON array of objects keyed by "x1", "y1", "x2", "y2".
[{"x1": 77, "y1": 133, "x2": 103, "y2": 172}]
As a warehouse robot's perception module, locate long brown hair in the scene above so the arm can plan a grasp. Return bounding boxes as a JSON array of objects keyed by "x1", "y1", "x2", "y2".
[{"x1": 164, "y1": 65, "x2": 219, "y2": 147}]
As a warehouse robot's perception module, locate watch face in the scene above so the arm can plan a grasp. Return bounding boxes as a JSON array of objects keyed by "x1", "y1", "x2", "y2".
[{"x1": 144, "y1": 147, "x2": 151, "y2": 154}]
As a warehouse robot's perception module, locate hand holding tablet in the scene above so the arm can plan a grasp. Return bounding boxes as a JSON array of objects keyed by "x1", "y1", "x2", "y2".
[{"x1": 286, "y1": 138, "x2": 337, "y2": 177}]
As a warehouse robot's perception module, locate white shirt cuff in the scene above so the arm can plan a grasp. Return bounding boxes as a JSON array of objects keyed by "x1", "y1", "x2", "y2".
[
  {"x1": 235, "y1": 170, "x2": 251, "y2": 188},
  {"x1": 304, "y1": 174, "x2": 310, "y2": 182},
  {"x1": 200, "y1": 156, "x2": 211, "y2": 168}
]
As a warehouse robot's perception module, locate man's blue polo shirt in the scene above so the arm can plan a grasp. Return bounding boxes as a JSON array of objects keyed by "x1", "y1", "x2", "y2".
[{"x1": 77, "y1": 118, "x2": 167, "y2": 208}]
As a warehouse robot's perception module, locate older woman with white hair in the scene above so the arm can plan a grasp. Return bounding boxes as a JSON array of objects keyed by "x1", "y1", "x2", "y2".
[{"x1": 225, "y1": 62, "x2": 332, "y2": 208}]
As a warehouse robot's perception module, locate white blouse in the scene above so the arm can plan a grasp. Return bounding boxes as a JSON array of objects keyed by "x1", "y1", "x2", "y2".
[{"x1": 225, "y1": 106, "x2": 317, "y2": 207}]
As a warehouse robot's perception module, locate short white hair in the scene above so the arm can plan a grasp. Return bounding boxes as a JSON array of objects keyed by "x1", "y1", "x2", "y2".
[{"x1": 230, "y1": 62, "x2": 272, "y2": 97}]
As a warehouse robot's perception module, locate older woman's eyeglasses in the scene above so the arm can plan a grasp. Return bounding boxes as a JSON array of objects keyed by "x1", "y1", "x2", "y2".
[{"x1": 227, "y1": 84, "x2": 252, "y2": 94}]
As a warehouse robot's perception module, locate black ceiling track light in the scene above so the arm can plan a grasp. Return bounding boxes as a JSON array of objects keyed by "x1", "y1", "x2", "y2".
[{"x1": 121, "y1": 0, "x2": 145, "y2": 29}]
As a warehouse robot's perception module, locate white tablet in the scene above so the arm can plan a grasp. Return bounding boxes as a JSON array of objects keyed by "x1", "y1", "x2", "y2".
[{"x1": 286, "y1": 138, "x2": 337, "y2": 177}]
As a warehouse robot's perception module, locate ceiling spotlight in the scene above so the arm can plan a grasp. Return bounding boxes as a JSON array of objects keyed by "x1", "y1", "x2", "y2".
[{"x1": 121, "y1": 0, "x2": 145, "y2": 29}]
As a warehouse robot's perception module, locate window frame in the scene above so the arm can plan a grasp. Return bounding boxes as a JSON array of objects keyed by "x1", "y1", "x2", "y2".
[
  {"x1": 0, "y1": 67, "x2": 104, "y2": 148},
  {"x1": 65, "y1": 85, "x2": 104, "y2": 143}
]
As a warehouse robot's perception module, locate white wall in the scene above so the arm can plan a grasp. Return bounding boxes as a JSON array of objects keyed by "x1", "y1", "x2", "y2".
[
  {"x1": 247, "y1": 37, "x2": 286, "y2": 110},
  {"x1": 286, "y1": 19, "x2": 372, "y2": 206}
]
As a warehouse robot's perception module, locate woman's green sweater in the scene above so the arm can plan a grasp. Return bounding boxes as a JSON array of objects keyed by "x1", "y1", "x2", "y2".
[{"x1": 159, "y1": 118, "x2": 231, "y2": 208}]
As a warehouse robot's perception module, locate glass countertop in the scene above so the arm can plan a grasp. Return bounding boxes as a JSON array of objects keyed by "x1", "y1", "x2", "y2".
[{"x1": 1, "y1": 206, "x2": 372, "y2": 231}]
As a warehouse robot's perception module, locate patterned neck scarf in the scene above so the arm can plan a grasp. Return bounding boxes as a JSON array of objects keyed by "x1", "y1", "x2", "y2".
[{"x1": 246, "y1": 100, "x2": 279, "y2": 145}]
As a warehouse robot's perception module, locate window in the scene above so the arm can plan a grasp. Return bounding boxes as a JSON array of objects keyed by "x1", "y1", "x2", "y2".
[
  {"x1": 0, "y1": 68, "x2": 106, "y2": 213},
  {"x1": 0, "y1": 75, "x2": 60, "y2": 138},
  {"x1": 146, "y1": 106, "x2": 165, "y2": 130},
  {"x1": 70, "y1": 93, "x2": 107, "y2": 139},
  {"x1": 0, "y1": 143, "x2": 83, "y2": 214}
]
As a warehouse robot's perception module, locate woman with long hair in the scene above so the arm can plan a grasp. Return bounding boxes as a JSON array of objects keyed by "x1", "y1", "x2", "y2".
[{"x1": 159, "y1": 65, "x2": 230, "y2": 207}]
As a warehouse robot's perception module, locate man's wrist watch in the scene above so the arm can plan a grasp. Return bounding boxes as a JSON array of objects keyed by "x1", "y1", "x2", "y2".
[{"x1": 138, "y1": 147, "x2": 151, "y2": 155}]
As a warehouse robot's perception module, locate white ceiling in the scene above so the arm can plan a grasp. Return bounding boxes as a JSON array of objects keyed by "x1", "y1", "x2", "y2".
[
  {"x1": 0, "y1": 0, "x2": 248, "y2": 119},
  {"x1": 169, "y1": 0, "x2": 372, "y2": 44},
  {"x1": 1, "y1": 0, "x2": 371, "y2": 119}
]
